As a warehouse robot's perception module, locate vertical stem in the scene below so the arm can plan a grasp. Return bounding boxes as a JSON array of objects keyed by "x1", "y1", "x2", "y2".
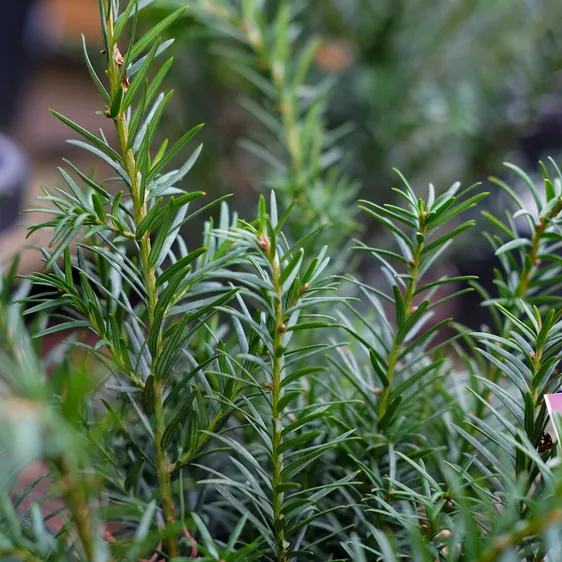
[
  {"x1": 516, "y1": 223, "x2": 544, "y2": 300},
  {"x1": 473, "y1": 201, "x2": 562, "y2": 428},
  {"x1": 517, "y1": 335, "x2": 545, "y2": 482},
  {"x1": 2, "y1": 550, "x2": 43, "y2": 562},
  {"x1": 377, "y1": 231, "x2": 425, "y2": 419},
  {"x1": 239, "y1": 14, "x2": 309, "y2": 214},
  {"x1": 153, "y1": 378, "x2": 177, "y2": 539},
  {"x1": 493, "y1": 202, "x2": 562, "y2": 372},
  {"x1": 55, "y1": 458, "x2": 96, "y2": 562},
  {"x1": 270, "y1": 245, "x2": 288, "y2": 562},
  {"x1": 105, "y1": 9, "x2": 178, "y2": 557}
]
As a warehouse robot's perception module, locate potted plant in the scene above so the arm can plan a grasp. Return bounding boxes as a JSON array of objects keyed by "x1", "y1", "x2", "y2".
[{"x1": 2, "y1": 2, "x2": 562, "y2": 561}]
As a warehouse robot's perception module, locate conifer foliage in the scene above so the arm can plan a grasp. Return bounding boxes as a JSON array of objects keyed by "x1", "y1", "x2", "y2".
[{"x1": 2, "y1": 1, "x2": 562, "y2": 561}]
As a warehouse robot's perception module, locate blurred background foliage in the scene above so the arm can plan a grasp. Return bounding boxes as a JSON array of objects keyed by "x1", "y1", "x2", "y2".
[
  {"x1": 136, "y1": 0, "x2": 562, "y2": 214},
  {"x1": 6, "y1": 0, "x2": 562, "y2": 270}
]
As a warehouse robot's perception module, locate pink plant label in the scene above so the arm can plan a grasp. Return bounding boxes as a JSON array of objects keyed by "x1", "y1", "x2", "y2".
[{"x1": 544, "y1": 394, "x2": 562, "y2": 444}]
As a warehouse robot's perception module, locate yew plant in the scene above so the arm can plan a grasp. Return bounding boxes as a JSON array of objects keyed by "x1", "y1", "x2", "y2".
[{"x1": 2, "y1": 1, "x2": 562, "y2": 561}]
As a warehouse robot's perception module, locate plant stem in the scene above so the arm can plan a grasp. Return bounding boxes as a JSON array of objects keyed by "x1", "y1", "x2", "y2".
[
  {"x1": 516, "y1": 223, "x2": 544, "y2": 300},
  {"x1": 515, "y1": 330, "x2": 547, "y2": 486},
  {"x1": 474, "y1": 199, "x2": 562, "y2": 420},
  {"x1": 0, "y1": 550, "x2": 43, "y2": 562},
  {"x1": 152, "y1": 377, "x2": 177, "y2": 540},
  {"x1": 55, "y1": 457, "x2": 96, "y2": 562},
  {"x1": 237, "y1": 11, "x2": 316, "y2": 221},
  {"x1": 105, "y1": 9, "x2": 178, "y2": 557},
  {"x1": 500, "y1": 201, "x2": 562, "y2": 353},
  {"x1": 377, "y1": 228, "x2": 425, "y2": 419},
  {"x1": 269, "y1": 240, "x2": 289, "y2": 562}
]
